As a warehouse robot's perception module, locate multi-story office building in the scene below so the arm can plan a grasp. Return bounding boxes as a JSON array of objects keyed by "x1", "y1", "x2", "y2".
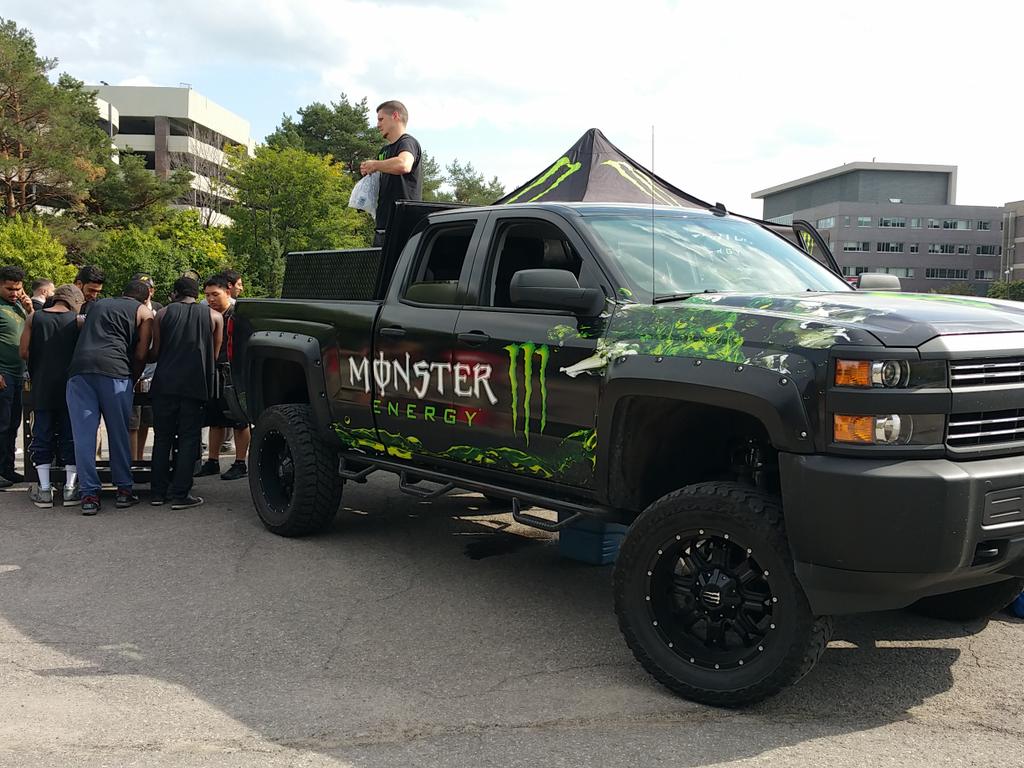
[
  {"x1": 91, "y1": 85, "x2": 254, "y2": 227},
  {"x1": 1001, "y1": 200, "x2": 1024, "y2": 281},
  {"x1": 751, "y1": 162, "x2": 1005, "y2": 294}
]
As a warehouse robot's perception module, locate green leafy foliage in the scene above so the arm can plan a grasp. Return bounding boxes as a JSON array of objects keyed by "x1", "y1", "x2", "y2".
[
  {"x1": 0, "y1": 18, "x2": 110, "y2": 216},
  {"x1": 265, "y1": 95, "x2": 380, "y2": 179},
  {"x1": 90, "y1": 210, "x2": 227, "y2": 302},
  {"x1": 0, "y1": 215, "x2": 76, "y2": 283},
  {"x1": 224, "y1": 145, "x2": 369, "y2": 297},
  {"x1": 80, "y1": 153, "x2": 192, "y2": 229},
  {"x1": 445, "y1": 159, "x2": 506, "y2": 205},
  {"x1": 987, "y1": 281, "x2": 1024, "y2": 301},
  {"x1": 930, "y1": 282, "x2": 979, "y2": 296}
]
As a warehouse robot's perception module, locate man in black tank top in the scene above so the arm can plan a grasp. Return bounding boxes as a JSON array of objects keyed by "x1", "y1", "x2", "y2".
[
  {"x1": 66, "y1": 280, "x2": 154, "y2": 515},
  {"x1": 148, "y1": 277, "x2": 223, "y2": 509},
  {"x1": 19, "y1": 284, "x2": 84, "y2": 508}
]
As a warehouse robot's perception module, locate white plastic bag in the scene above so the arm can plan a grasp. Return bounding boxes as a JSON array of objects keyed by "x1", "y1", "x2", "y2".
[{"x1": 349, "y1": 171, "x2": 380, "y2": 221}]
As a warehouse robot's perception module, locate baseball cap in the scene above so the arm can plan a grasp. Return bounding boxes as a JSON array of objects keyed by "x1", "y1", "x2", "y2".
[{"x1": 131, "y1": 273, "x2": 155, "y2": 288}]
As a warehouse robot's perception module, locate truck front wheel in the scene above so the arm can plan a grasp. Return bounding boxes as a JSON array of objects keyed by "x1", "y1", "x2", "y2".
[
  {"x1": 249, "y1": 404, "x2": 343, "y2": 537},
  {"x1": 910, "y1": 577, "x2": 1024, "y2": 622},
  {"x1": 613, "y1": 481, "x2": 833, "y2": 707}
]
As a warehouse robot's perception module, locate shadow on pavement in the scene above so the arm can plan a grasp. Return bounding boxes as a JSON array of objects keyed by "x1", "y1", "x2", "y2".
[{"x1": 0, "y1": 477, "x2": 987, "y2": 765}]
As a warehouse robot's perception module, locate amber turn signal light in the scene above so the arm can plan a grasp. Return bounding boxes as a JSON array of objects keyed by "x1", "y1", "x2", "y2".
[
  {"x1": 834, "y1": 360, "x2": 871, "y2": 387},
  {"x1": 833, "y1": 414, "x2": 875, "y2": 444}
]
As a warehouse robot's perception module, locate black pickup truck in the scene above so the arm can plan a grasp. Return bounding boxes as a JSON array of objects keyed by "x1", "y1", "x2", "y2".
[{"x1": 225, "y1": 200, "x2": 1024, "y2": 706}]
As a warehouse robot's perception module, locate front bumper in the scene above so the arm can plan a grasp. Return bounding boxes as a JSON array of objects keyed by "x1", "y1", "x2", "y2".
[{"x1": 780, "y1": 452, "x2": 1024, "y2": 614}]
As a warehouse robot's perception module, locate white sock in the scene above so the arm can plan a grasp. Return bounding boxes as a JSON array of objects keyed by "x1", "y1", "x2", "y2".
[
  {"x1": 65, "y1": 465, "x2": 78, "y2": 487},
  {"x1": 37, "y1": 464, "x2": 51, "y2": 491}
]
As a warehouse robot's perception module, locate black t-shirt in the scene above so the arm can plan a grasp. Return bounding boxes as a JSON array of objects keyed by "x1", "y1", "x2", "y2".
[
  {"x1": 28, "y1": 311, "x2": 79, "y2": 410},
  {"x1": 375, "y1": 133, "x2": 422, "y2": 232},
  {"x1": 151, "y1": 301, "x2": 215, "y2": 401},
  {"x1": 68, "y1": 297, "x2": 141, "y2": 380}
]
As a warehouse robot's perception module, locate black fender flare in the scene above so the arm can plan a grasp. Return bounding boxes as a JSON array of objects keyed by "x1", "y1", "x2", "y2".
[
  {"x1": 244, "y1": 331, "x2": 333, "y2": 437},
  {"x1": 594, "y1": 355, "x2": 816, "y2": 502}
]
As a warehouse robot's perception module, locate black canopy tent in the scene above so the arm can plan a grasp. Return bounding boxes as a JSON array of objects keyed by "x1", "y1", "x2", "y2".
[{"x1": 494, "y1": 128, "x2": 840, "y2": 275}]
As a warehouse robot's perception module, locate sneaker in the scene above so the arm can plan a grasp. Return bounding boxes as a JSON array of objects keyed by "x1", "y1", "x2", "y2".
[
  {"x1": 171, "y1": 495, "x2": 204, "y2": 510},
  {"x1": 30, "y1": 486, "x2": 54, "y2": 509},
  {"x1": 194, "y1": 459, "x2": 220, "y2": 477},
  {"x1": 0, "y1": 476, "x2": 12, "y2": 490},
  {"x1": 62, "y1": 483, "x2": 80, "y2": 506},
  {"x1": 3, "y1": 471, "x2": 25, "y2": 484},
  {"x1": 81, "y1": 495, "x2": 100, "y2": 515},
  {"x1": 220, "y1": 461, "x2": 247, "y2": 481},
  {"x1": 150, "y1": 494, "x2": 167, "y2": 506},
  {"x1": 115, "y1": 490, "x2": 140, "y2": 508}
]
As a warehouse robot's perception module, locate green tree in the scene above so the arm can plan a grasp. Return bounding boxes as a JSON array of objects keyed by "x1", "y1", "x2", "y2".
[
  {"x1": 80, "y1": 153, "x2": 193, "y2": 229},
  {"x1": 931, "y1": 282, "x2": 979, "y2": 296},
  {"x1": 445, "y1": 159, "x2": 505, "y2": 205},
  {"x1": 987, "y1": 281, "x2": 1024, "y2": 302},
  {"x1": 0, "y1": 18, "x2": 110, "y2": 216},
  {"x1": 0, "y1": 215, "x2": 76, "y2": 283},
  {"x1": 225, "y1": 145, "x2": 369, "y2": 296},
  {"x1": 91, "y1": 210, "x2": 227, "y2": 302},
  {"x1": 266, "y1": 95, "x2": 379, "y2": 179},
  {"x1": 421, "y1": 153, "x2": 452, "y2": 202}
]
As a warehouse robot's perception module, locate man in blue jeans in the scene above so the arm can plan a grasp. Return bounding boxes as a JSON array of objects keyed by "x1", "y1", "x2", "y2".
[
  {"x1": 0, "y1": 265, "x2": 35, "y2": 489},
  {"x1": 66, "y1": 279, "x2": 153, "y2": 515}
]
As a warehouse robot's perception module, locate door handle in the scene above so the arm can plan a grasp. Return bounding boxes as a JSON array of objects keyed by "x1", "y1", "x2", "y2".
[
  {"x1": 379, "y1": 325, "x2": 406, "y2": 338},
  {"x1": 457, "y1": 331, "x2": 490, "y2": 345}
]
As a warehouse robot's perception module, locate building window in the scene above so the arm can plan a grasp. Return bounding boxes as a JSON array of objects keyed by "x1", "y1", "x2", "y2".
[
  {"x1": 857, "y1": 216, "x2": 871, "y2": 227},
  {"x1": 927, "y1": 218, "x2": 941, "y2": 229},
  {"x1": 928, "y1": 244, "x2": 956, "y2": 254},
  {"x1": 842, "y1": 241, "x2": 871, "y2": 252},
  {"x1": 977, "y1": 220, "x2": 991, "y2": 231},
  {"x1": 842, "y1": 266, "x2": 865, "y2": 276},
  {"x1": 976, "y1": 244, "x2": 998, "y2": 255},
  {"x1": 878, "y1": 216, "x2": 906, "y2": 228},
  {"x1": 909, "y1": 243, "x2": 919, "y2": 253},
  {"x1": 909, "y1": 218, "x2": 921, "y2": 229},
  {"x1": 926, "y1": 268, "x2": 970, "y2": 280},
  {"x1": 942, "y1": 219, "x2": 971, "y2": 230},
  {"x1": 975, "y1": 270, "x2": 995, "y2": 280},
  {"x1": 957, "y1": 244, "x2": 971, "y2": 255},
  {"x1": 845, "y1": 266, "x2": 915, "y2": 278},
  {"x1": 876, "y1": 242, "x2": 904, "y2": 253},
  {"x1": 815, "y1": 216, "x2": 835, "y2": 229},
  {"x1": 843, "y1": 216, "x2": 850, "y2": 227}
]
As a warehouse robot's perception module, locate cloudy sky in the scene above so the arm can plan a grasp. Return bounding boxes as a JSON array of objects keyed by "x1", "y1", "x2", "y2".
[{"x1": 11, "y1": 1, "x2": 1024, "y2": 216}]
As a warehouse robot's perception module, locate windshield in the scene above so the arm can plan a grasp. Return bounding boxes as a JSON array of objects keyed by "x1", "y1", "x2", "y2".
[{"x1": 582, "y1": 212, "x2": 853, "y2": 301}]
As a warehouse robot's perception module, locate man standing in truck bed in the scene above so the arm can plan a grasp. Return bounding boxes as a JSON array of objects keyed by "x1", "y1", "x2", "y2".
[{"x1": 360, "y1": 100, "x2": 421, "y2": 246}]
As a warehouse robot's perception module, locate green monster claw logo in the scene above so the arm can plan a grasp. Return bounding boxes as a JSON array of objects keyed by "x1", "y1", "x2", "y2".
[
  {"x1": 799, "y1": 230, "x2": 816, "y2": 256},
  {"x1": 505, "y1": 342, "x2": 550, "y2": 445},
  {"x1": 601, "y1": 160, "x2": 683, "y2": 207},
  {"x1": 504, "y1": 157, "x2": 582, "y2": 204}
]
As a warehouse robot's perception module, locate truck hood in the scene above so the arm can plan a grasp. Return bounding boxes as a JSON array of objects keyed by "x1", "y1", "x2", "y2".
[{"x1": 680, "y1": 291, "x2": 1024, "y2": 347}]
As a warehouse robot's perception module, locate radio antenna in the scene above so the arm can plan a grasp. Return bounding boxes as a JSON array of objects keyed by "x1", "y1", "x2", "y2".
[{"x1": 651, "y1": 125, "x2": 656, "y2": 303}]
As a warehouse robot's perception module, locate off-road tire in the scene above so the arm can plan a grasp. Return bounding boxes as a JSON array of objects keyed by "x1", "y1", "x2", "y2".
[
  {"x1": 249, "y1": 404, "x2": 343, "y2": 537},
  {"x1": 910, "y1": 577, "x2": 1024, "y2": 622},
  {"x1": 613, "y1": 481, "x2": 832, "y2": 707}
]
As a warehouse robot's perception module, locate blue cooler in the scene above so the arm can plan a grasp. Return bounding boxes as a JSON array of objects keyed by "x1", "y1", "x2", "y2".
[
  {"x1": 557, "y1": 513, "x2": 628, "y2": 565},
  {"x1": 1012, "y1": 591, "x2": 1024, "y2": 619}
]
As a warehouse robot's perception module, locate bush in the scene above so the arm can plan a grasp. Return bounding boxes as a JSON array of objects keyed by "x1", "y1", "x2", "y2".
[
  {"x1": 0, "y1": 215, "x2": 77, "y2": 284},
  {"x1": 987, "y1": 281, "x2": 1024, "y2": 302}
]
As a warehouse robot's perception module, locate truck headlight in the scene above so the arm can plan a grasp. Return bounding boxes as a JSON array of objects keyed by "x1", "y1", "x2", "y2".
[
  {"x1": 833, "y1": 414, "x2": 945, "y2": 445},
  {"x1": 834, "y1": 359, "x2": 946, "y2": 389}
]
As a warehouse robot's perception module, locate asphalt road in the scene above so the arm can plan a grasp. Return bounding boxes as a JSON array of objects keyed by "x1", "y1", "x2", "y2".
[{"x1": 0, "y1": 472, "x2": 1021, "y2": 767}]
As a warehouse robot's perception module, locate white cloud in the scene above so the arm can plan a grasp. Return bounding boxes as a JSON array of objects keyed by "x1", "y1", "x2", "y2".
[{"x1": 12, "y1": 0, "x2": 1024, "y2": 214}]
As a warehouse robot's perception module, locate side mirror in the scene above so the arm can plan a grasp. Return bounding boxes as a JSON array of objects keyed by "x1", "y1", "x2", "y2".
[
  {"x1": 857, "y1": 273, "x2": 902, "y2": 292},
  {"x1": 510, "y1": 269, "x2": 605, "y2": 316}
]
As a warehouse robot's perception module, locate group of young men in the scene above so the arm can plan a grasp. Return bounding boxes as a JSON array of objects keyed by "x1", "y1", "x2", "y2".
[{"x1": 0, "y1": 263, "x2": 248, "y2": 516}]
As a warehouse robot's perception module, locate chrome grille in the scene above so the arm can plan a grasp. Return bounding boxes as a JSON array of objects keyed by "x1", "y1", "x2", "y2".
[
  {"x1": 950, "y1": 358, "x2": 1024, "y2": 387},
  {"x1": 948, "y1": 409, "x2": 1024, "y2": 448}
]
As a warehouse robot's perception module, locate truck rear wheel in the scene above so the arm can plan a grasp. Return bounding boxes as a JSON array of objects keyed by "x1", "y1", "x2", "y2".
[
  {"x1": 613, "y1": 481, "x2": 832, "y2": 707},
  {"x1": 909, "y1": 577, "x2": 1024, "y2": 622},
  {"x1": 249, "y1": 404, "x2": 343, "y2": 537}
]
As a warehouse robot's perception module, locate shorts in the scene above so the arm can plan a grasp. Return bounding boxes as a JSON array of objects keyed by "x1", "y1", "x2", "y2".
[
  {"x1": 129, "y1": 405, "x2": 154, "y2": 431},
  {"x1": 204, "y1": 397, "x2": 248, "y2": 429}
]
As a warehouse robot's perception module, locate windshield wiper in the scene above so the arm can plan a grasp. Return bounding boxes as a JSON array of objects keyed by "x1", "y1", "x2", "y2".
[{"x1": 653, "y1": 289, "x2": 720, "y2": 304}]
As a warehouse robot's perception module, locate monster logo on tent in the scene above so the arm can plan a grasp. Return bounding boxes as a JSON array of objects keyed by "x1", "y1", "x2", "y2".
[
  {"x1": 601, "y1": 161, "x2": 683, "y2": 207},
  {"x1": 503, "y1": 157, "x2": 582, "y2": 204},
  {"x1": 505, "y1": 342, "x2": 550, "y2": 445}
]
